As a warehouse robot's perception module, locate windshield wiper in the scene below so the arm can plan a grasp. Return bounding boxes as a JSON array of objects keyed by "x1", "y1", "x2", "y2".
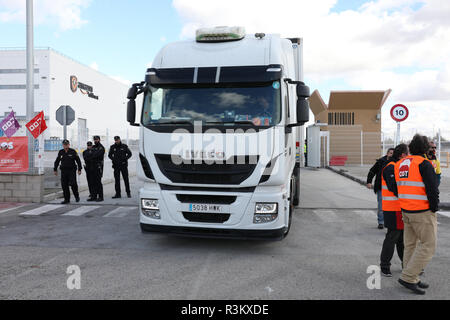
[
  {"x1": 152, "y1": 120, "x2": 194, "y2": 125},
  {"x1": 206, "y1": 120, "x2": 255, "y2": 125}
]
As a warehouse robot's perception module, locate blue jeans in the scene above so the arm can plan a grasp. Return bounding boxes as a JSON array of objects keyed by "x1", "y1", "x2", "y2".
[{"x1": 377, "y1": 190, "x2": 384, "y2": 225}]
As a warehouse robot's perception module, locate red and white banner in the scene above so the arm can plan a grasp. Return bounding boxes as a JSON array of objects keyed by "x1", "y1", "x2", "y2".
[
  {"x1": 0, "y1": 137, "x2": 29, "y2": 173},
  {"x1": 26, "y1": 111, "x2": 48, "y2": 139}
]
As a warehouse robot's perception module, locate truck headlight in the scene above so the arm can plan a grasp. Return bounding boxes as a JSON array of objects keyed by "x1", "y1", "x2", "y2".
[
  {"x1": 142, "y1": 199, "x2": 160, "y2": 219},
  {"x1": 142, "y1": 199, "x2": 159, "y2": 210},
  {"x1": 254, "y1": 203, "x2": 278, "y2": 224}
]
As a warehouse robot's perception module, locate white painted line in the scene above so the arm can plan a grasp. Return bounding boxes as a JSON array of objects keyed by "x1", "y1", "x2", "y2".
[
  {"x1": 62, "y1": 206, "x2": 101, "y2": 217},
  {"x1": 20, "y1": 204, "x2": 65, "y2": 216},
  {"x1": 438, "y1": 211, "x2": 450, "y2": 218},
  {"x1": 352, "y1": 210, "x2": 377, "y2": 219},
  {"x1": 313, "y1": 209, "x2": 338, "y2": 222},
  {"x1": 0, "y1": 204, "x2": 29, "y2": 215},
  {"x1": 102, "y1": 207, "x2": 135, "y2": 218}
]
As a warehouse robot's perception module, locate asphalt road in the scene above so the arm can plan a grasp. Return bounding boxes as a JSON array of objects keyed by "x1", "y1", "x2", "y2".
[{"x1": 0, "y1": 168, "x2": 449, "y2": 300}]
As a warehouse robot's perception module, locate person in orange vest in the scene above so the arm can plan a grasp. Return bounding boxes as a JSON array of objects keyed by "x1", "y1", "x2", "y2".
[
  {"x1": 394, "y1": 134, "x2": 439, "y2": 295},
  {"x1": 380, "y1": 143, "x2": 409, "y2": 277}
]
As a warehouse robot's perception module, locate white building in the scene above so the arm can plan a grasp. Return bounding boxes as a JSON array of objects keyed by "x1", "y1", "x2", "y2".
[{"x1": 0, "y1": 48, "x2": 138, "y2": 149}]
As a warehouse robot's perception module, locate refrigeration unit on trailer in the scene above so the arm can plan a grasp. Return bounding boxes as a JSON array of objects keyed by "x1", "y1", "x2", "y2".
[{"x1": 127, "y1": 26, "x2": 310, "y2": 240}]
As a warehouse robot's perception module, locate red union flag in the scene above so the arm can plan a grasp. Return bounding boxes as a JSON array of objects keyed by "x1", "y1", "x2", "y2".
[{"x1": 26, "y1": 111, "x2": 47, "y2": 139}]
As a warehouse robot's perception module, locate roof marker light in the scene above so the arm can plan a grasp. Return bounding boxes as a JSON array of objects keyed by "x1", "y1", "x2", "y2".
[{"x1": 196, "y1": 26, "x2": 245, "y2": 42}]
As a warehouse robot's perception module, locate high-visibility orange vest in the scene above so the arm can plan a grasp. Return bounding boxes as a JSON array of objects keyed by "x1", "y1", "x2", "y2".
[
  {"x1": 381, "y1": 162, "x2": 401, "y2": 212},
  {"x1": 394, "y1": 155, "x2": 430, "y2": 211}
]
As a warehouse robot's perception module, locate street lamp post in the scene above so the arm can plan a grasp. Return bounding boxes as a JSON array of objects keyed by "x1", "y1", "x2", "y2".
[{"x1": 26, "y1": 0, "x2": 35, "y2": 174}]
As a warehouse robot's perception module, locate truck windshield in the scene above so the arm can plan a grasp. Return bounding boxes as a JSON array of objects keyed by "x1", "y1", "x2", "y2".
[{"x1": 142, "y1": 81, "x2": 281, "y2": 127}]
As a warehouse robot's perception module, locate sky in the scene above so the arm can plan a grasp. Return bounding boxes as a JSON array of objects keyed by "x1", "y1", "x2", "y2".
[{"x1": 1, "y1": 0, "x2": 449, "y2": 141}]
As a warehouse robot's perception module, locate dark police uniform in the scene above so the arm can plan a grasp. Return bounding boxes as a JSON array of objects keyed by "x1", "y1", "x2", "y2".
[
  {"x1": 108, "y1": 141, "x2": 132, "y2": 197},
  {"x1": 92, "y1": 141, "x2": 105, "y2": 200},
  {"x1": 54, "y1": 147, "x2": 82, "y2": 203},
  {"x1": 83, "y1": 145, "x2": 96, "y2": 199}
]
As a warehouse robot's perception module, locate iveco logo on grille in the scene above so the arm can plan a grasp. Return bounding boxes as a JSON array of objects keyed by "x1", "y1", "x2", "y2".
[{"x1": 185, "y1": 150, "x2": 225, "y2": 160}]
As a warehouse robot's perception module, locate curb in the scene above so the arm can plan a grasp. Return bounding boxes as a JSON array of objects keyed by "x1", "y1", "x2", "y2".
[
  {"x1": 326, "y1": 166, "x2": 450, "y2": 210},
  {"x1": 326, "y1": 166, "x2": 366, "y2": 186}
]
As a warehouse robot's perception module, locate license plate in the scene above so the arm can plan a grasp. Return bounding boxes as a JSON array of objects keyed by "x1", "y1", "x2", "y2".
[{"x1": 189, "y1": 203, "x2": 223, "y2": 213}]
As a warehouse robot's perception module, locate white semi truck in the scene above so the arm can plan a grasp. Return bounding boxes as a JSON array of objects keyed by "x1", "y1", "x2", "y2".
[{"x1": 127, "y1": 26, "x2": 310, "y2": 240}]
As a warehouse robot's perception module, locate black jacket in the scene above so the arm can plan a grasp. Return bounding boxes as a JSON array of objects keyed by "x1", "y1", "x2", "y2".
[
  {"x1": 108, "y1": 142, "x2": 132, "y2": 167},
  {"x1": 83, "y1": 149, "x2": 97, "y2": 171},
  {"x1": 367, "y1": 155, "x2": 390, "y2": 193},
  {"x1": 92, "y1": 142, "x2": 105, "y2": 168},
  {"x1": 54, "y1": 148, "x2": 82, "y2": 172}
]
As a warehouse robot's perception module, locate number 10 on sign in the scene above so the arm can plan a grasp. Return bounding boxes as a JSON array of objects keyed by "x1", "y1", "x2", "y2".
[{"x1": 391, "y1": 104, "x2": 409, "y2": 145}]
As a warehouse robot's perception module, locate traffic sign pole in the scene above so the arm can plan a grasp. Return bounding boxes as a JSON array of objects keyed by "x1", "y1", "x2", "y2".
[
  {"x1": 390, "y1": 104, "x2": 409, "y2": 146},
  {"x1": 63, "y1": 105, "x2": 67, "y2": 140}
]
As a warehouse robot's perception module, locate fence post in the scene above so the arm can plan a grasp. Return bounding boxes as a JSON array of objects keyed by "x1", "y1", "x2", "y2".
[
  {"x1": 438, "y1": 129, "x2": 441, "y2": 161},
  {"x1": 361, "y1": 131, "x2": 363, "y2": 167}
]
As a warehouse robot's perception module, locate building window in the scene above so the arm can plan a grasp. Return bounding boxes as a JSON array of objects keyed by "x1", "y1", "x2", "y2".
[
  {"x1": 328, "y1": 112, "x2": 355, "y2": 125},
  {"x1": 0, "y1": 85, "x2": 40, "y2": 90}
]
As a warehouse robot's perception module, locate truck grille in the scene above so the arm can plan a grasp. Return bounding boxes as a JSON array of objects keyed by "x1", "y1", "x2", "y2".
[
  {"x1": 176, "y1": 194, "x2": 237, "y2": 204},
  {"x1": 155, "y1": 154, "x2": 258, "y2": 185},
  {"x1": 182, "y1": 212, "x2": 230, "y2": 223}
]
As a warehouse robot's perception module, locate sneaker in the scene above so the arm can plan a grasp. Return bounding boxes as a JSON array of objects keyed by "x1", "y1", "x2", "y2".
[
  {"x1": 381, "y1": 268, "x2": 392, "y2": 277},
  {"x1": 378, "y1": 224, "x2": 384, "y2": 229}
]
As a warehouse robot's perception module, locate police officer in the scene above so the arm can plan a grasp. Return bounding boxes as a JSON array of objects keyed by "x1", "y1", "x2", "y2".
[
  {"x1": 54, "y1": 140, "x2": 82, "y2": 204},
  {"x1": 83, "y1": 141, "x2": 96, "y2": 201},
  {"x1": 91, "y1": 136, "x2": 105, "y2": 202},
  {"x1": 109, "y1": 136, "x2": 132, "y2": 198}
]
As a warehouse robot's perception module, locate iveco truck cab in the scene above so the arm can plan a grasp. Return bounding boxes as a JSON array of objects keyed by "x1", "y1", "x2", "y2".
[{"x1": 127, "y1": 26, "x2": 310, "y2": 240}]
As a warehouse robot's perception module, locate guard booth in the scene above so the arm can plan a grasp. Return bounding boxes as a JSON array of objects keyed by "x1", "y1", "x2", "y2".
[{"x1": 306, "y1": 123, "x2": 329, "y2": 168}]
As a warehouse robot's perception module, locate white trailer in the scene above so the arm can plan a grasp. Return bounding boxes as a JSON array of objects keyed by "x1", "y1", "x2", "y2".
[{"x1": 127, "y1": 27, "x2": 310, "y2": 240}]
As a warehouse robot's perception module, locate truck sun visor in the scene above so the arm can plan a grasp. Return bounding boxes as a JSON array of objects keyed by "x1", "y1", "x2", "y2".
[{"x1": 145, "y1": 65, "x2": 283, "y2": 85}]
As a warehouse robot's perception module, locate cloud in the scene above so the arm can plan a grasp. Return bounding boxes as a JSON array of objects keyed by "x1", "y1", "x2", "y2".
[
  {"x1": 172, "y1": 0, "x2": 450, "y2": 136},
  {"x1": 89, "y1": 62, "x2": 99, "y2": 71},
  {"x1": 0, "y1": 0, "x2": 91, "y2": 30}
]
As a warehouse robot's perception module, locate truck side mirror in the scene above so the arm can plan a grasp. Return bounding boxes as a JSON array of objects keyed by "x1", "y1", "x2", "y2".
[
  {"x1": 296, "y1": 83, "x2": 310, "y2": 125},
  {"x1": 127, "y1": 99, "x2": 139, "y2": 126},
  {"x1": 296, "y1": 83, "x2": 310, "y2": 99},
  {"x1": 127, "y1": 86, "x2": 138, "y2": 100},
  {"x1": 296, "y1": 99, "x2": 310, "y2": 126}
]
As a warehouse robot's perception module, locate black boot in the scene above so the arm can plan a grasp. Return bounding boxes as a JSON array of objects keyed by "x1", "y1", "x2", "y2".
[
  {"x1": 398, "y1": 279, "x2": 426, "y2": 295},
  {"x1": 112, "y1": 194, "x2": 121, "y2": 199}
]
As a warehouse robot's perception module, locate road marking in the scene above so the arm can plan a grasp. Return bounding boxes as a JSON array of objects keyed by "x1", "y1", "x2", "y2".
[
  {"x1": 20, "y1": 204, "x2": 65, "y2": 216},
  {"x1": 313, "y1": 209, "x2": 338, "y2": 222},
  {"x1": 102, "y1": 207, "x2": 135, "y2": 218},
  {"x1": 62, "y1": 206, "x2": 101, "y2": 217},
  {"x1": 438, "y1": 211, "x2": 450, "y2": 218},
  {"x1": 0, "y1": 204, "x2": 29, "y2": 215},
  {"x1": 352, "y1": 210, "x2": 377, "y2": 220}
]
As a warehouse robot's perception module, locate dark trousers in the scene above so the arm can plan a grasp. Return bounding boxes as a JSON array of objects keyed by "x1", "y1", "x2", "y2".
[
  {"x1": 380, "y1": 229, "x2": 404, "y2": 269},
  {"x1": 114, "y1": 165, "x2": 130, "y2": 195},
  {"x1": 61, "y1": 170, "x2": 79, "y2": 202},
  {"x1": 86, "y1": 168, "x2": 95, "y2": 197},
  {"x1": 93, "y1": 167, "x2": 103, "y2": 199}
]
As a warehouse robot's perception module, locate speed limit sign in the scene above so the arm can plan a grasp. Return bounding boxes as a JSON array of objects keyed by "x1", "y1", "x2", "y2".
[{"x1": 391, "y1": 104, "x2": 409, "y2": 122}]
